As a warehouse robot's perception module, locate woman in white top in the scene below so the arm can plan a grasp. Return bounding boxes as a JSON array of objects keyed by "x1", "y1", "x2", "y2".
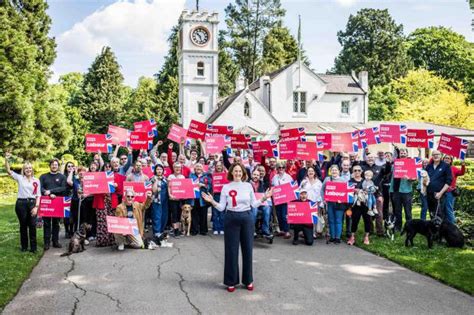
[
  {"x1": 168, "y1": 163, "x2": 186, "y2": 237},
  {"x1": 5, "y1": 153, "x2": 41, "y2": 253},
  {"x1": 271, "y1": 162, "x2": 293, "y2": 239},
  {"x1": 299, "y1": 166, "x2": 323, "y2": 204},
  {"x1": 203, "y1": 163, "x2": 272, "y2": 293}
]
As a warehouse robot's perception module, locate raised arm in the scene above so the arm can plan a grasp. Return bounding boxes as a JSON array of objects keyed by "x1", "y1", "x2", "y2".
[
  {"x1": 198, "y1": 139, "x2": 207, "y2": 158},
  {"x1": 150, "y1": 140, "x2": 162, "y2": 165},
  {"x1": 4, "y1": 152, "x2": 13, "y2": 177},
  {"x1": 222, "y1": 148, "x2": 232, "y2": 170},
  {"x1": 167, "y1": 143, "x2": 175, "y2": 169}
]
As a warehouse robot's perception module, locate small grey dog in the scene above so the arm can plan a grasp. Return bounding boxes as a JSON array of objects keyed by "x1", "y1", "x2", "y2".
[{"x1": 61, "y1": 223, "x2": 92, "y2": 256}]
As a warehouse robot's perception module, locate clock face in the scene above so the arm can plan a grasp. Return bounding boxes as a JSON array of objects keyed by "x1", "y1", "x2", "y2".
[{"x1": 191, "y1": 27, "x2": 210, "y2": 46}]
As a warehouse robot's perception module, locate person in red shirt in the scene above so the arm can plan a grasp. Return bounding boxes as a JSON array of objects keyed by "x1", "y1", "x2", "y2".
[
  {"x1": 168, "y1": 143, "x2": 191, "y2": 177},
  {"x1": 442, "y1": 155, "x2": 466, "y2": 224}
]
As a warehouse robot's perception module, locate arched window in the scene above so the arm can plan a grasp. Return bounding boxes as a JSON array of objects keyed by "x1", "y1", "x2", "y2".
[
  {"x1": 244, "y1": 101, "x2": 250, "y2": 117},
  {"x1": 197, "y1": 61, "x2": 204, "y2": 76}
]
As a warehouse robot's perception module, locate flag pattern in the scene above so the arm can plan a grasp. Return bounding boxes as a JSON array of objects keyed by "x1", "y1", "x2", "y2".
[{"x1": 106, "y1": 171, "x2": 116, "y2": 193}]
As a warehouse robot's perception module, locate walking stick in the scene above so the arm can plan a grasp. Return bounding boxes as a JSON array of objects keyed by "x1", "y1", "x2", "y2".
[{"x1": 77, "y1": 195, "x2": 84, "y2": 229}]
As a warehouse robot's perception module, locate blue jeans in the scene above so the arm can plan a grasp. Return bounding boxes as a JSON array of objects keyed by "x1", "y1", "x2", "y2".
[
  {"x1": 212, "y1": 194, "x2": 224, "y2": 232},
  {"x1": 152, "y1": 202, "x2": 167, "y2": 235},
  {"x1": 367, "y1": 193, "x2": 376, "y2": 211},
  {"x1": 327, "y1": 203, "x2": 344, "y2": 239},
  {"x1": 444, "y1": 192, "x2": 456, "y2": 224},
  {"x1": 252, "y1": 205, "x2": 271, "y2": 235},
  {"x1": 275, "y1": 204, "x2": 289, "y2": 233},
  {"x1": 420, "y1": 193, "x2": 428, "y2": 220}
]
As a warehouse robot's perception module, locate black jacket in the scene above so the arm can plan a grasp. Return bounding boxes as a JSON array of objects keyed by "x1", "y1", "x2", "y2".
[{"x1": 426, "y1": 161, "x2": 452, "y2": 193}]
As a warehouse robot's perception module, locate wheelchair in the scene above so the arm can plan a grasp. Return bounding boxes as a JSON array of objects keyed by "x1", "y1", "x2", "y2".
[{"x1": 254, "y1": 206, "x2": 274, "y2": 244}]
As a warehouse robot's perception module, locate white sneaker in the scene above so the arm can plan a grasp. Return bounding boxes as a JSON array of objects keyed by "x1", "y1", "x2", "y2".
[
  {"x1": 84, "y1": 240, "x2": 90, "y2": 245},
  {"x1": 220, "y1": 231, "x2": 224, "y2": 235},
  {"x1": 118, "y1": 243, "x2": 125, "y2": 251},
  {"x1": 367, "y1": 210, "x2": 375, "y2": 217},
  {"x1": 213, "y1": 231, "x2": 219, "y2": 235},
  {"x1": 148, "y1": 240, "x2": 158, "y2": 250},
  {"x1": 373, "y1": 208, "x2": 379, "y2": 215}
]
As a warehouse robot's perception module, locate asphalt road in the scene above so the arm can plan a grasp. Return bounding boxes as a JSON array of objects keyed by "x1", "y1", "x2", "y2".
[{"x1": 4, "y1": 233, "x2": 473, "y2": 314}]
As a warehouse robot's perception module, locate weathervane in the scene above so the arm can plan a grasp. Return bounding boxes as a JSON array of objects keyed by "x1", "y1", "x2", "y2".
[{"x1": 196, "y1": 0, "x2": 199, "y2": 11}]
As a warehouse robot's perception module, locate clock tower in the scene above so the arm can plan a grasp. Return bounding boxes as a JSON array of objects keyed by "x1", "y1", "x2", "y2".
[{"x1": 178, "y1": 9, "x2": 219, "y2": 127}]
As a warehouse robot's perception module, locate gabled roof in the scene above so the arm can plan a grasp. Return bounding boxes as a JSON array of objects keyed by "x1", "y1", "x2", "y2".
[
  {"x1": 205, "y1": 89, "x2": 244, "y2": 123},
  {"x1": 317, "y1": 74, "x2": 365, "y2": 95},
  {"x1": 248, "y1": 63, "x2": 293, "y2": 91}
]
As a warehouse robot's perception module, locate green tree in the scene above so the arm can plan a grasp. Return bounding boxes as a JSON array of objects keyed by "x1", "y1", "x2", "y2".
[
  {"x1": 225, "y1": 0, "x2": 285, "y2": 83},
  {"x1": 123, "y1": 77, "x2": 160, "y2": 128},
  {"x1": 333, "y1": 8, "x2": 412, "y2": 87},
  {"x1": 368, "y1": 85, "x2": 398, "y2": 121},
  {"x1": 407, "y1": 26, "x2": 474, "y2": 101},
  {"x1": 218, "y1": 30, "x2": 239, "y2": 97},
  {"x1": 77, "y1": 46, "x2": 125, "y2": 133},
  {"x1": 0, "y1": 0, "x2": 56, "y2": 158}
]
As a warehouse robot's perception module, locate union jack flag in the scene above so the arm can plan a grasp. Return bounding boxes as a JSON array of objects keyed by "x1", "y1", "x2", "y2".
[
  {"x1": 192, "y1": 179, "x2": 201, "y2": 198},
  {"x1": 149, "y1": 118, "x2": 158, "y2": 137},
  {"x1": 291, "y1": 180, "x2": 301, "y2": 199},
  {"x1": 460, "y1": 138, "x2": 469, "y2": 160},
  {"x1": 106, "y1": 171, "x2": 116, "y2": 193},
  {"x1": 310, "y1": 201, "x2": 319, "y2": 224},
  {"x1": 415, "y1": 157, "x2": 423, "y2": 179},
  {"x1": 129, "y1": 218, "x2": 140, "y2": 236},
  {"x1": 63, "y1": 197, "x2": 71, "y2": 218},
  {"x1": 105, "y1": 134, "x2": 114, "y2": 153},
  {"x1": 347, "y1": 182, "x2": 356, "y2": 204},
  {"x1": 351, "y1": 132, "x2": 359, "y2": 152},
  {"x1": 427, "y1": 129, "x2": 435, "y2": 149},
  {"x1": 400, "y1": 125, "x2": 407, "y2": 144},
  {"x1": 144, "y1": 180, "x2": 152, "y2": 190}
]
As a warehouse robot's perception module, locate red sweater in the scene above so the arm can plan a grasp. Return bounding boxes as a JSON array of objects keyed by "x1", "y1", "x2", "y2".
[
  {"x1": 448, "y1": 165, "x2": 466, "y2": 191},
  {"x1": 168, "y1": 147, "x2": 191, "y2": 177}
]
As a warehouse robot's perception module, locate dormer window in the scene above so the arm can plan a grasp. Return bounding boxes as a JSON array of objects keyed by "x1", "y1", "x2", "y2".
[
  {"x1": 244, "y1": 101, "x2": 250, "y2": 117},
  {"x1": 293, "y1": 91, "x2": 306, "y2": 113},
  {"x1": 197, "y1": 61, "x2": 204, "y2": 77}
]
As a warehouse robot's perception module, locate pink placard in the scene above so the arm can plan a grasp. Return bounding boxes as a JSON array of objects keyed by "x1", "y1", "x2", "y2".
[
  {"x1": 287, "y1": 202, "x2": 319, "y2": 224},
  {"x1": 205, "y1": 135, "x2": 231, "y2": 154},
  {"x1": 323, "y1": 181, "x2": 355, "y2": 203},
  {"x1": 206, "y1": 124, "x2": 234, "y2": 135},
  {"x1": 280, "y1": 127, "x2": 306, "y2": 142},
  {"x1": 406, "y1": 129, "x2": 434, "y2": 149},
  {"x1": 39, "y1": 196, "x2": 71, "y2": 218},
  {"x1": 393, "y1": 158, "x2": 421, "y2": 180},
  {"x1": 379, "y1": 124, "x2": 407, "y2": 144},
  {"x1": 142, "y1": 166, "x2": 154, "y2": 179},
  {"x1": 167, "y1": 124, "x2": 188, "y2": 143},
  {"x1": 108, "y1": 125, "x2": 130, "y2": 147},
  {"x1": 130, "y1": 131, "x2": 153, "y2": 150},
  {"x1": 106, "y1": 216, "x2": 139, "y2": 236},
  {"x1": 123, "y1": 181, "x2": 152, "y2": 203},
  {"x1": 331, "y1": 132, "x2": 359, "y2": 153},
  {"x1": 169, "y1": 178, "x2": 200, "y2": 199},
  {"x1": 85, "y1": 134, "x2": 113, "y2": 153},
  {"x1": 250, "y1": 140, "x2": 278, "y2": 160},
  {"x1": 315, "y1": 133, "x2": 332, "y2": 150},
  {"x1": 134, "y1": 119, "x2": 157, "y2": 137},
  {"x1": 212, "y1": 172, "x2": 229, "y2": 193},
  {"x1": 358, "y1": 127, "x2": 380, "y2": 148},
  {"x1": 254, "y1": 192, "x2": 272, "y2": 206},
  {"x1": 437, "y1": 133, "x2": 469, "y2": 160},
  {"x1": 187, "y1": 120, "x2": 207, "y2": 140},
  {"x1": 295, "y1": 141, "x2": 317, "y2": 160},
  {"x1": 114, "y1": 173, "x2": 126, "y2": 196},
  {"x1": 82, "y1": 172, "x2": 116, "y2": 195},
  {"x1": 279, "y1": 141, "x2": 297, "y2": 160},
  {"x1": 272, "y1": 181, "x2": 299, "y2": 205}
]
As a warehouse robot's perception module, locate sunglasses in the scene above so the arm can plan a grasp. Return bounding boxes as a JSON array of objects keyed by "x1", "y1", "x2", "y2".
[
  {"x1": 353, "y1": 169, "x2": 362, "y2": 172},
  {"x1": 120, "y1": 158, "x2": 127, "y2": 160},
  {"x1": 277, "y1": 167, "x2": 285, "y2": 169},
  {"x1": 126, "y1": 196, "x2": 134, "y2": 199},
  {"x1": 67, "y1": 165, "x2": 74, "y2": 168}
]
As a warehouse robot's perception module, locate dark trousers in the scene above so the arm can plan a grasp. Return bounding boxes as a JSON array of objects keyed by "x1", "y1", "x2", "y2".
[
  {"x1": 15, "y1": 199, "x2": 37, "y2": 251},
  {"x1": 392, "y1": 192, "x2": 413, "y2": 230},
  {"x1": 43, "y1": 217, "x2": 60, "y2": 245},
  {"x1": 293, "y1": 224, "x2": 314, "y2": 245},
  {"x1": 344, "y1": 212, "x2": 352, "y2": 237},
  {"x1": 382, "y1": 184, "x2": 391, "y2": 219},
  {"x1": 427, "y1": 192, "x2": 446, "y2": 220},
  {"x1": 351, "y1": 204, "x2": 371, "y2": 233},
  {"x1": 224, "y1": 210, "x2": 254, "y2": 286},
  {"x1": 275, "y1": 204, "x2": 289, "y2": 232},
  {"x1": 191, "y1": 203, "x2": 208, "y2": 235}
]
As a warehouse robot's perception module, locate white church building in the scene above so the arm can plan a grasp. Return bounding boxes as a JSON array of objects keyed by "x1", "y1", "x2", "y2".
[{"x1": 177, "y1": 9, "x2": 474, "y2": 153}]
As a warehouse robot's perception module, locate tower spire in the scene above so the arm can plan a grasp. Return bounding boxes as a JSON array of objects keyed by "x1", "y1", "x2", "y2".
[{"x1": 196, "y1": 0, "x2": 199, "y2": 11}]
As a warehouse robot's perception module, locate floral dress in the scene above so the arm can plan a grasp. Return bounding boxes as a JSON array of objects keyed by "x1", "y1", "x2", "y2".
[{"x1": 96, "y1": 194, "x2": 116, "y2": 247}]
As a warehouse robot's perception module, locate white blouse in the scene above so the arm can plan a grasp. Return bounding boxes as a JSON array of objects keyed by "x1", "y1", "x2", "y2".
[
  {"x1": 300, "y1": 178, "x2": 323, "y2": 203},
  {"x1": 11, "y1": 172, "x2": 41, "y2": 199},
  {"x1": 214, "y1": 181, "x2": 263, "y2": 212}
]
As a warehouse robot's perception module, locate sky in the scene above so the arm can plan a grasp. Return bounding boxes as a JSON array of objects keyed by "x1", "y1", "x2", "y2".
[{"x1": 47, "y1": 0, "x2": 473, "y2": 87}]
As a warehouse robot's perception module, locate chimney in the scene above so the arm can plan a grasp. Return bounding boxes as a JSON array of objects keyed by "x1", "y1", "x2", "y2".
[
  {"x1": 358, "y1": 71, "x2": 368, "y2": 93},
  {"x1": 260, "y1": 75, "x2": 271, "y2": 110},
  {"x1": 235, "y1": 74, "x2": 245, "y2": 92}
]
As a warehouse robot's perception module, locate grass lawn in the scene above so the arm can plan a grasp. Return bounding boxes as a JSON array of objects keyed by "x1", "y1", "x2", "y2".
[
  {"x1": 355, "y1": 207, "x2": 474, "y2": 295},
  {"x1": 0, "y1": 196, "x2": 44, "y2": 311}
]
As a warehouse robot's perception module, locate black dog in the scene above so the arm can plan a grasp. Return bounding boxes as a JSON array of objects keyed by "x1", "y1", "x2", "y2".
[
  {"x1": 401, "y1": 219, "x2": 441, "y2": 249},
  {"x1": 439, "y1": 221, "x2": 464, "y2": 248},
  {"x1": 61, "y1": 223, "x2": 92, "y2": 256}
]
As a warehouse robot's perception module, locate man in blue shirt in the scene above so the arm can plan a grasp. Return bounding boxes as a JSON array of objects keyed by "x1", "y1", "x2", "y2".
[{"x1": 426, "y1": 150, "x2": 452, "y2": 220}]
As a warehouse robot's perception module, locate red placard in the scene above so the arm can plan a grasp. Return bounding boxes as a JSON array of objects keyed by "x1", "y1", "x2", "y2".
[
  {"x1": 82, "y1": 172, "x2": 116, "y2": 195},
  {"x1": 331, "y1": 133, "x2": 359, "y2": 153},
  {"x1": 250, "y1": 140, "x2": 278, "y2": 160},
  {"x1": 407, "y1": 129, "x2": 435, "y2": 149},
  {"x1": 169, "y1": 178, "x2": 200, "y2": 199},
  {"x1": 280, "y1": 127, "x2": 306, "y2": 142},
  {"x1": 287, "y1": 202, "x2": 319, "y2": 224},
  {"x1": 272, "y1": 181, "x2": 299, "y2": 205},
  {"x1": 230, "y1": 134, "x2": 251, "y2": 149},
  {"x1": 254, "y1": 192, "x2": 272, "y2": 206},
  {"x1": 323, "y1": 181, "x2": 355, "y2": 203},
  {"x1": 206, "y1": 124, "x2": 234, "y2": 135},
  {"x1": 142, "y1": 166, "x2": 154, "y2": 179},
  {"x1": 393, "y1": 158, "x2": 422, "y2": 180},
  {"x1": 437, "y1": 133, "x2": 469, "y2": 160},
  {"x1": 279, "y1": 141, "x2": 297, "y2": 160},
  {"x1": 295, "y1": 141, "x2": 317, "y2": 160},
  {"x1": 39, "y1": 196, "x2": 71, "y2": 218},
  {"x1": 130, "y1": 131, "x2": 153, "y2": 150},
  {"x1": 167, "y1": 124, "x2": 188, "y2": 143},
  {"x1": 106, "y1": 216, "x2": 139, "y2": 236},
  {"x1": 123, "y1": 181, "x2": 152, "y2": 203},
  {"x1": 205, "y1": 134, "x2": 231, "y2": 154},
  {"x1": 85, "y1": 134, "x2": 113, "y2": 153},
  {"x1": 114, "y1": 173, "x2": 126, "y2": 196},
  {"x1": 107, "y1": 125, "x2": 130, "y2": 147},
  {"x1": 358, "y1": 127, "x2": 380, "y2": 148},
  {"x1": 379, "y1": 124, "x2": 407, "y2": 144},
  {"x1": 134, "y1": 119, "x2": 157, "y2": 137},
  {"x1": 212, "y1": 172, "x2": 229, "y2": 193},
  {"x1": 187, "y1": 120, "x2": 207, "y2": 140},
  {"x1": 315, "y1": 133, "x2": 332, "y2": 150}
]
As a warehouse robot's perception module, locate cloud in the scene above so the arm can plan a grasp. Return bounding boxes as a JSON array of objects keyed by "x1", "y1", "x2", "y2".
[
  {"x1": 53, "y1": 0, "x2": 186, "y2": 86},
  {"x1": 335, "y1": 0, "x2": 358, "y2": 7}
]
